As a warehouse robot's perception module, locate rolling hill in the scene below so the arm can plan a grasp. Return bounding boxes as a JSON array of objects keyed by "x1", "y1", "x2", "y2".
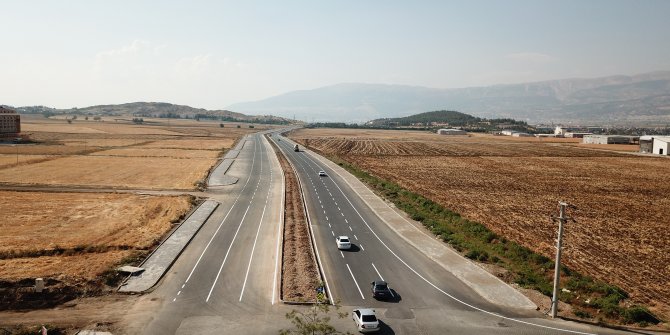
[
  {"x1": 13, "y1": 102, "x2": 292, "y2": 124},
  {"x1": 227, "y1": 71, "x2": 670, "y2": 125}
]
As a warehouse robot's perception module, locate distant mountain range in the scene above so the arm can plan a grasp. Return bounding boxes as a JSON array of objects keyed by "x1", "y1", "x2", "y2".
[
  {"x1": 227, "y1": 71, "x2": 670, "y2": 125},
  {"x1": 11, "y1": 102, "x2": 291, "y2": 124}
]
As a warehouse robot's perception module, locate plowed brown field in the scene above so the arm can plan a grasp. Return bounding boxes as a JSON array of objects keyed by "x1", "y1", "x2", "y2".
[{"x1": 291, "y1": 128, "x2": 670, "y2": 317}]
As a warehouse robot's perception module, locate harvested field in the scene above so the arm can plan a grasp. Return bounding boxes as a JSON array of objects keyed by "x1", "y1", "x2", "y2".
[
  {"x1": 0, "y1": 190, "x2": 191, "y2": 308},
  {"x1": 291, "y1": 128, "x2": 670, "y2": 318},
  {"x1": 59, "y1": 139, "x2": 149, "y2": 147},
  {"x1": 0, "y1": 251, "x2": 135, "y2": 281},
  {"x1": 0, "y1": 155, "x2": 216, "y2": 189},
  {"x1": 0, "y1": 155, "x2": 50, "y2": 167},
  {"x1": 0, "y1": 191, "x2": 192, "y2": 254},
  {"x1": 21, "y1": 123, "x2": 107, "y2": 134},
  {"x1": 90, "y1": 148, "x2": 220, "y2": 159},
  {"x1": 572, "y1": 143, "x2": 641, "y2": 152},
  {"x1": 0, "y1": 145, "x2": 89, "y2": 155},
  {"x1": 138, "y1": 138, "x2": 235, "y2": 150}
]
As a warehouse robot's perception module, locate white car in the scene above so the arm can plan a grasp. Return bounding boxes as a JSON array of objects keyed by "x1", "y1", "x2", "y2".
[
  {"x1": 318, "y1": 170, "x2": 327, "y2": 177},
  {"x1": 336, "y1": 236, "x2": 351, "y2": 250},
  {"x1": 352, "y1": 308, "x2": 380, "y2": 333}
]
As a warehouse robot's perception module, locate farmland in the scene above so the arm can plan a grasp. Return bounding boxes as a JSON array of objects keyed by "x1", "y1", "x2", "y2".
[
  {"x1": 0, "y1": 116, "x2": 260, "y2": 308},
  {"x1": 290, "y1": 128, "x2": 670, "y2": 319},
  {"x1": 0, "y1": 116, "x2": 256, "y2": 190}
]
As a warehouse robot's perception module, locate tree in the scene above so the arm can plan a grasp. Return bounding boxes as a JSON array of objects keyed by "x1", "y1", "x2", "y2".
[
  {"x1": 279, "y1": 302, "x2": 351, "y2": 335},
  {"x1": 219, "y1": 123, "x2": 225, "y2": 128}
]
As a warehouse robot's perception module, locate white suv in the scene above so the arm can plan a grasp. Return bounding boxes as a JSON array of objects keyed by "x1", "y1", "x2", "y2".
[{"x1": 352, "y1": 308, "x2": 380, "y2": 333}]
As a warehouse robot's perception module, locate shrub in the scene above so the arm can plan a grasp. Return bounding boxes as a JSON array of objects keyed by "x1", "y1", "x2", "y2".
[
  {"x1": 622, "y1": 306, "x2": 659, "y2": 325},
  {"x1": 574, "y1": 309, "x2": 592, "y2": 319}
]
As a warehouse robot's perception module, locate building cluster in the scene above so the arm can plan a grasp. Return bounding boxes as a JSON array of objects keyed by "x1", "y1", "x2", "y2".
[
  {"x1": 554, "y1": 126, "x2": 592, "y2": 138},
  {"x1": 0, "y1": 107, "x2": 21, "y2": 138}
]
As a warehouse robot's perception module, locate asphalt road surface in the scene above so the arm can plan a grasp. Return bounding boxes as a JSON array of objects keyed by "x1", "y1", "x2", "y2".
[
  {"x1": 271, "y1": 132, "x2": 645, "y2": 335},
  {"x1": 127, "y1": 130, "x2": 649, "y2": 335},
  {"x1": 137, "y1": 133, "x2": 286, "y2": 334}
]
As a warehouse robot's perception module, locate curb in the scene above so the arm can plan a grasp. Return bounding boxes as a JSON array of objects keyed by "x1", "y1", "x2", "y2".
[{"x1": 119, "y1": 200, "x2": 219, "y2": 293}]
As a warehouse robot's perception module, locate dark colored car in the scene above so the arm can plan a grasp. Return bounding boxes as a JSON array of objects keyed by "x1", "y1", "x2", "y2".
[{"x1": 371, "y1": 280, "x2": 392, "y2": 300}]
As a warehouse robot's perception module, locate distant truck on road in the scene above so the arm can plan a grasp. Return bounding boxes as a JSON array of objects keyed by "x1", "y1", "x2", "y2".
[{"x1": 294, "y1": 144, "x2": 300, "y2": 152}]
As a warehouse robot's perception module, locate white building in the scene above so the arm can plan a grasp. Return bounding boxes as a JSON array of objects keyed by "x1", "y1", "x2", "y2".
[
  {"x1": 640, "y1": 136, "x2": 670, "y2": 155},
  {"x1": 437, "y1": 128, "x2": 467, "y2": 135},
  {"x1": 582, "y1": 135, "x2": 639, "y2": 145}
]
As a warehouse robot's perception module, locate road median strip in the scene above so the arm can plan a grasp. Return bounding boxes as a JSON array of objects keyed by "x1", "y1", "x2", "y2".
[{"x1": 266, "y1": 135, "x2": 326, "y2": 304}]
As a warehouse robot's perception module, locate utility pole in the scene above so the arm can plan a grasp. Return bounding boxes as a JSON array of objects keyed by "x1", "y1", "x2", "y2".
[{"x1": 550, "y1": 201, "x2": 575, "y2": 318}]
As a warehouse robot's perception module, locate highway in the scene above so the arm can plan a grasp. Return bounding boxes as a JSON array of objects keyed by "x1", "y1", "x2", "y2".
[
  {"x1": 126, "y1": 130, "x2": 642, "y2": 334},
  {"x1": 271, "y1": 132, "x2": 637, "y2": 335},
  {"x1": 135, "y1": 132, "x2": 286, "y2": 334}
]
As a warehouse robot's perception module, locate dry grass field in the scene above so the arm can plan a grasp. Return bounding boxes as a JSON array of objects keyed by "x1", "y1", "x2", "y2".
[
  {"x1": 90, "y1": 148, "x2": 220, "y2": 159},
  {"x1": 0, "y1": 155, "x2": 50, "y2": 167},
  {"x1": 138, "y1": 138, "x2": 236, "y2": 150},
  {"x1": 0, "y1": 155, "x2": 216, "y2": 189},
  {"x1": 291, "y1": 128, "x2": 670, "y2": 317},
  {"x1": 0, "y1": 117, "x2": 259, "y2": 189},
  {"x1": 0, "y1": 192, "x2": 192, "y2": 253},
  {"x1": 0, "y1": 191, "x2": 191, "y2": 281}
]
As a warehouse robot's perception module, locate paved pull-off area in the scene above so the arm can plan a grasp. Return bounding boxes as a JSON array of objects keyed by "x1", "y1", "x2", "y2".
[
  {"x1": 119, "y1": 200, "x2": 219, "y2": 293},
  {"x1": 207, "y1": 135, "x2": 247, "y2": 187}
]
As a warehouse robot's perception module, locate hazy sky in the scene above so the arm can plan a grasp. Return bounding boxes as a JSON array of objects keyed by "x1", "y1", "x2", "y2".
[{"x1": 3, "y1": 0, "x2": 670, "y2": 110}]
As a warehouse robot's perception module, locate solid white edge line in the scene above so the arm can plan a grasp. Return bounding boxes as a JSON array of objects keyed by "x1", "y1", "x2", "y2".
[
  {"x1": 346, "y1": 263, "x2": 365, "y2": 300},
  {"x1": 301, "y1": 150, "x2": 597, "y2": 335}
]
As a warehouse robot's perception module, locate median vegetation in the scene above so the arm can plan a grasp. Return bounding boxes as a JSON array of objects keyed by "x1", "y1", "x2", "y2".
[
  {"x1": 267, "y1": 135, "x2": 322, "y2": 303},
  {"x1": 324, "y1": 155, "x2": 660, "y2": 327}
]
